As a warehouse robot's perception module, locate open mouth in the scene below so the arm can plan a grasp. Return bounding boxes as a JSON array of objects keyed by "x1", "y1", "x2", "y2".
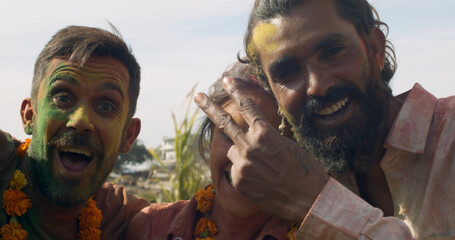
[
  {"x1": 59, "y1": 147, "x2": 93, "y2": 172},
  {"x1": 315, "y1": 96, "x2": 350, "y2": 119}
]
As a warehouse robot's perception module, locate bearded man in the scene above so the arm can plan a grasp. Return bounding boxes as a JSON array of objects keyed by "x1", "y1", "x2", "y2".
[
  {"x1": 195, "y1": 0, "x2": 455, "y2": 238},
  {"x1": 0, "y1": 25, "x2": 149, "y2": 239}
]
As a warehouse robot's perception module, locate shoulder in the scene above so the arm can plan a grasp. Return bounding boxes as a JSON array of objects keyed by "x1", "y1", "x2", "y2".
[
  {"x1": 0, "y1": 130, "x2": 18, "y2": 167},
  {"x1": 94, "y1": 182, "x2": 150, "y2": 239}
]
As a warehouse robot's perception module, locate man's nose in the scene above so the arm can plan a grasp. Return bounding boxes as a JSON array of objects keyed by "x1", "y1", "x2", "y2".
[
  {"x1": 66, "y1": 105, "x2": 94, "y2": 134},
  {"x1": 306, "y1": 65, "x2": 335, "y2": 97}
]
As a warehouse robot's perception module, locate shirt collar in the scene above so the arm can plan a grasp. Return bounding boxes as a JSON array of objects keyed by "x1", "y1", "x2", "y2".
[{"x1": 384, "y1": 83, "x2": 437, "y2": 153}]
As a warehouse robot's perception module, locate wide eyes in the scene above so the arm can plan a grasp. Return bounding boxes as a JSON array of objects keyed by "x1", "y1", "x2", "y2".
[
  {"x1": 53, "y1": 92, "x2": 74, "y2": 108},
  {"x1": 96, "y1": 101, "x2": 117, "y2": 115},
  {"x1": 51, "y1": 89, "x2": 118, "y2": 116}
]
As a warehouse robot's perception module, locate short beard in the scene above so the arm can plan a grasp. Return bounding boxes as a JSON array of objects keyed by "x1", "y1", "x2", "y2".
[
  {"x1": 28, "y1": 132, "x2": 105, "y2": 207},
  {"x1": 289, "y1": 78, "x2": 392, "y2": 174}
]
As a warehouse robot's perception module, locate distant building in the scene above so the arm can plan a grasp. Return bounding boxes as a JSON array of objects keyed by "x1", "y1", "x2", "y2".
[{"x1": 159, "y1": 136, "x2": 176, "y2": 169}]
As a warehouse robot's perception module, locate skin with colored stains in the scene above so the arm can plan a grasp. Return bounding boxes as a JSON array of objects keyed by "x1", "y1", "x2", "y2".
[
  {"x1": 23, "y1": 55, "x2": 138, "y2": 207},
  {"x1": 248, "y1": 22, "x2": 280, "y2": 57}
]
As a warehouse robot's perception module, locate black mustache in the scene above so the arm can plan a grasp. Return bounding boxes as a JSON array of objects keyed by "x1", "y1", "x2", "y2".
[
  {"x1": 302, "y1": 84, "x2": 365, "y2": 115},
  {"x1": 48, "y1": 132, "x2": 103, "y2": 155}
]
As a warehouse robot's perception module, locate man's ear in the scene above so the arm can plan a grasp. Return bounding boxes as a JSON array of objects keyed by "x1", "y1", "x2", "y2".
[
  {"x1": 21, "y1": 98, "x2": 35, "y2": 135},
  {"x1": 119, "y1": 118, "x2": 141, "y2": 153},
  {"x1": 368, "y1": 27, "x2": 386, "y2": 71}
]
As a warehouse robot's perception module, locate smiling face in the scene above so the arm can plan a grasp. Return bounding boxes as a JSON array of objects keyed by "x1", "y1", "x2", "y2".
[
  {"x1": 22, "y1": 56, "x2": 140, "y2": 206},
  {"x1": 252, "y1": 0, "x2": 391, "y2": 173},
  {"x1": 209, "y1": 89, "x2": 283, "y2": 217}
]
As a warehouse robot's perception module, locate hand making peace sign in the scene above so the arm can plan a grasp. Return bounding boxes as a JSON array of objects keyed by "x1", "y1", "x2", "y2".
[{"x1": 194, "y1": 77, "x2": 329, "y2": 223}]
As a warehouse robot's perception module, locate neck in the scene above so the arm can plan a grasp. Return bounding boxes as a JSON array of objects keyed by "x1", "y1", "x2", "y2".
[
  {"x1": 356, "y1": 96, "x2": 404, "y2": 216},
  {"x1": 210, "y1": 196, "x2": 271, "y2": 240},
  {"x1": 22, "y1": 158, "x2": 88, "y2": 239}
]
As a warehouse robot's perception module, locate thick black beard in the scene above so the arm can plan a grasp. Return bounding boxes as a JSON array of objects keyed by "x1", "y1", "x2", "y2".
[
  {"x1": 29, "y1": 132, "x2": 105, "y2": 207},
  {"x1": 291, "y1": 80, "x2": 392, "y2": 174}
]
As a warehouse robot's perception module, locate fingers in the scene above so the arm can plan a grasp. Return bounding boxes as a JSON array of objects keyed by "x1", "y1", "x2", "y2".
[
  {"x1": 194, "y1": 92, "x2": 245, "y2": 144},
  {"x1": 222, "y1": 77, "x2": 267, "y2": 128}
]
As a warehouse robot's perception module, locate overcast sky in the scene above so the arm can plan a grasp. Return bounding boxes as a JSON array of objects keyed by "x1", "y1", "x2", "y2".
[{"x1": 1, "y1": 0, "x2": 454, "y2": 148}]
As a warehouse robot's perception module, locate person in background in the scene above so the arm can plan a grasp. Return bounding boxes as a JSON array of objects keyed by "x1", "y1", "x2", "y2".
[{"x1": 126, "y1": 61, "x2": 296, "y2": 240}]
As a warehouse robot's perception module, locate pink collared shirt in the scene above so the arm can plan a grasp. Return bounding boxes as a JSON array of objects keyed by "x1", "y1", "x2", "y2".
[{"x1": 297, "y1": 83, "x2": 455, "y2": 239}]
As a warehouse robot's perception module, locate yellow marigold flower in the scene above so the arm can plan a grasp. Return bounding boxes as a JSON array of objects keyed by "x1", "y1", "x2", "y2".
[
  {"x1": 9, "y1": 170, "x2": 27, "y2": 190},
  {"x1": 0, "y1": 220, "x2": 28, "y2": 240},
  {"x1": 195, "y1": 184, "x2": 214, "y2": 214},
  {"x1": 286, "y1": 223, "x2": 298, "y2": 240},
  {"x1": 16, "y1": 139, "x2": 31, "y2": 158},
  {"x1": 2, "y1": 188, "x2": 32, "y2": 216}
]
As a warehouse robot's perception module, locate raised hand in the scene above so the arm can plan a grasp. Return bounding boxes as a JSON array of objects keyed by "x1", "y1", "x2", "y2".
[{"x1": 194, "y1": 77, "x2": 329, "y2": 223}]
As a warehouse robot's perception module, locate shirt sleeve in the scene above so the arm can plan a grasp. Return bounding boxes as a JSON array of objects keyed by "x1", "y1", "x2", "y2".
[{"x1": 296, "y1": 177, "x2": 414, "y2": 239}]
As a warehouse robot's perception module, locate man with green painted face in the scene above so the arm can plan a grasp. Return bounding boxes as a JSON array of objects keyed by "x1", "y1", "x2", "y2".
[
  {"x1": 195, "y1": 0, "x2": 455, "y2": 239},
  {"x1": 0, "y1": 25, "x2": 149, "y2": 239}
]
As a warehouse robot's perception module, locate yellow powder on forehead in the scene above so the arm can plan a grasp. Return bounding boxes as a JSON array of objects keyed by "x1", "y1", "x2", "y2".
[{"x1": 249, "y1": 23, "x2": 279, "y2": 56}]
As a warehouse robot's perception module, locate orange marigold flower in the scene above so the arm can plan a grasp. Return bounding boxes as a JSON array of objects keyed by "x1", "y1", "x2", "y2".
[
  {"x1": 195, "y1": 184, "x2": 214, "y2": 214},
  {"x1": 0, "y1": 220, "x2": 28, "y2": 240},
  {"x1": 16, "y1": 139, "x2": 31, "y2": 158},
  {"x1": 76, "y1": 227, "x2": 102, "y2": 240},
  {"x1": 78, "y1": 196, "x2": 102, "y2": 240},
  {"x1": 9, "y1": 170, "x2": 27, "y2": 190},
  {"x1": 194, "y1": 217, "x2": 217, "y2": 237},
  {"x1": 2, "y1": 188, "x2": 32, "y2": 216}
]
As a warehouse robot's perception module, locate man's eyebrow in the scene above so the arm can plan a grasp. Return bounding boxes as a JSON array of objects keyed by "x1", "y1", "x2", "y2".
[
  {"x1": 267, "y1": 33, "x2": 348, "y2": 77},
  {"x1": 312, "y1": 33, "x2": 348, "y2": 52},
  {"x1": 48, "y1": 73, "x2": 79, "y2": 87},
  {"x1": 96, "y1": 83, "x2": 125, "y2": 101},
  {"x1": 268, "y1": 57, "x2": 299, "y2": 78}
]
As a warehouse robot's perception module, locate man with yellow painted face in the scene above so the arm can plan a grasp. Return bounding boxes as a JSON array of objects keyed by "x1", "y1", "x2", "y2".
[
  {"x1": 0, "y1": 25, "x2": 149, "y2": 239},
  {"x1": 195, "y1": 0, "x2": 455, "y2": 239}
]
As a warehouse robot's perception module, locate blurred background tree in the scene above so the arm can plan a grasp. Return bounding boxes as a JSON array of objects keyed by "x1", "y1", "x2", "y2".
[{"x1": 114, "y1": 139, "x2": 154, "y2": 174}]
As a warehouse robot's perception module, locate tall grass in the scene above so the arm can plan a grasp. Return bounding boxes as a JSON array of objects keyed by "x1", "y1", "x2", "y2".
[{"x1": 149, "y1": 86, "x2": 210, "y2": 202}]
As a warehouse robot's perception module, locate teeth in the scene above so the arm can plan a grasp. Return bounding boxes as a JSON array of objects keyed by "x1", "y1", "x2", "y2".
[
  {"x1": 317, "y1": 97, "x2": 349, "y2": 116},
  {"x1": 60, "y1": 147, "x2": 92, "y2": 157}
]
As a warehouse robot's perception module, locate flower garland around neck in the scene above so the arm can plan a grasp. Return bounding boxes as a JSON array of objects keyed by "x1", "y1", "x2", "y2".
[
  {"x1": 0, "y1": 139, "x2": 103, "y2": 240},
  {"x1": 193, "y1": 183, "x2": 298, "y2": 240}
]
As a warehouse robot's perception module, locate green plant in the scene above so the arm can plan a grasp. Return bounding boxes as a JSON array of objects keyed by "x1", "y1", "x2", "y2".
[{"x1": 149, "y1": 86, "x2": 210, "y2": 202}]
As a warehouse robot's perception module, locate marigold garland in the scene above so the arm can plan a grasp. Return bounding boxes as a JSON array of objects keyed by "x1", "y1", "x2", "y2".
[
  {"x1": 1, "y1": 139, "x2": 103, "y2": 240},
  {"x1": 1, "y1": 189, "x2": 31, "y2": 216},
  {"x1": 195, "y1": 184, "x2": 215, "y2": 214},
  {"x1": 77, "y1": 196, "x2": 102, "y2": 240},
  {"x1": 0, "y1": 220, "x2": 27, "y2": 240},
  {"x1": 9, "y1": 170, "x2": 27, "y2": 190},
  {"x1": 193, "y1": 183, "x2": 297, "y2": 239}
]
